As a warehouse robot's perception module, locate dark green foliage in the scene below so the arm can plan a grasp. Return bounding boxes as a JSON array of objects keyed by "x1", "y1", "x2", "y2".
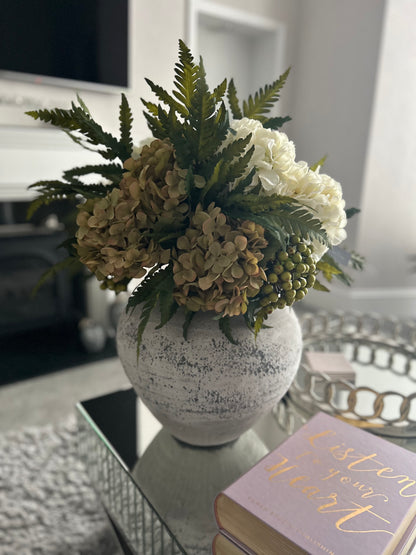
[
  {"x1": 27, "y1": 180, "x2": 113, "y2": 218},
  {"x1": 22, "y1": 39, "x2": 361, "y2": 345},
  {"x1": 349, "y1": 250, "x2": 365, "y2": 271},
  {"x1": 142, "y1": 41, "x2": 230, "y2": 174},
  {"x1": 172, "y1": 40, "x2": 200, "y2": 114},
  {"x1": 313, "y1": 279, "x2": 330, "y2": 292},
  {"x1": 346, "y1": 207, "x2": 361, "y2": 219},
  {"x1": 310, "y1": 155, "x2": 327, "y2": 172},
  {"x1": 31, "y1": 256, "x2": 81, "y2": 296},
  {"x1": 63, "y1": 164, "x2": 123, "y2": 184},
  {"x1": 218, "y1": 316, "x2": 238, "y2": 345},
  {"x1": 318, "y1": 252, "x2": 352, "y2": 286},
  {"x1": 242, "y1": 68, "x2": 290, "y2": 122},
  {"x1": 225, "y1": 203, "x2": 328, "y2": 247},
  {"x1": 26, "y1": 98, "x2": 127, "y2": 161},
  {"x1": 119, "y1": 93, "x2": 134, "y2": 155},
  {"x1": 227, "y1": 79, "x2": 243, "y2": 119},
  {"x1": 182, "y1": 310, "x2": 195, "y2": 340},
  {"x1": 263, "y1": 116, "x2": 291, "y2": 130},
  {"x1": 127, "y1": 265, "x2": 177, "y2": 355}
]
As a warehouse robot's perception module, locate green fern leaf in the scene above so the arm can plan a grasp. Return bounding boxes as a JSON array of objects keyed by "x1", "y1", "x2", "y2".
[
  {"x1": 212, "y1": 79, "x2": 227, "y2": 103},
  {"x1": 254, "y1": 313, "x2": 264, "y2": 340},
  {"x1": 145, "y1": 78, "x2": 188, "y2": 117},
  {"x1": 242, "y1": 67, "x2": 290, "y2": 120},
  {"x1": 126, "y1": 265, "x2": 176, "y2": 355},
  {"x1": 141, "y1": 99, "x2": 159, "y2": 116},
  {"x1": 346, "y1": 207, "x2": 361, "y2": 219},
  {"x1": 227, "y1": 168, "x2": 257, "y2": 197},
  {"x1": 32, "y1": 256, "x2": 80, "y2": 296},
  {"x1": 76, "y1": 94, "x2": 91, "y2": 115},
  {"x1": 135, "y1": 298, "x2": 157, "y2": 358},
  {"x1": 27, "y1": 179, "x2": 112, "y2": 218},
  {"x1": 223, "y1": 145, "x2": 254, "y2": 182},
  {"x1": 310, "y1": 155, "x2": 327, "y2": 172},
  {"x1": 172, "y1": 39, "x2": 199, "y2": 114},
  {"x1": 63, "y1": 164, "x2": 123, "y2": 183},
  {"x1": 119, "y1": 93, "x2": 133, "y2": 155},
  {"x1": 318, "y1": 253, "x2": 352, "y2": 286},
  {"x1": 199, "y1": 159, "x2": 224, "y2": 203},
  {"x1": 227, "y1": 78, "x2": 243, "y2": 119},
  {"x1": 155, "y1": 270, "x2": 178, "y2": 329},
  {"x1": 313, "y1": 279, "x2": 330, "y2": 292},
  {"x1": 182, "y1": 310, "x2": 195, "y2": 340},
  {"x1": 27, "y1": 98, "x2": 126, "y2": 161},
  {"x1": 203, "y1": 134, "x2": 252, "y2": 179},
  {"x1": 142, "y1": 108, "x2": 168, "y2": 140},
  {"x1": 225, "y1": 205, "x2": 327, "y2": 246},
  {"x1": 218, "y1": 316, "x2": 238, "y2": 344},
  {"x1": 263, "y1": 116, "x2": 291, "y2": 130}
]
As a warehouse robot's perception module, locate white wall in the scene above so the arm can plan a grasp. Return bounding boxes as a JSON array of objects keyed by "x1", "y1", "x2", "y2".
[
  {"x1": 353, "y1": 0, "x2": 416, "y2": 313},
  {"x1": 288, "y1": 0, "x2": 386, "y2": 248},
  {"x1": 301, "y1": 0, "x2": 416, "y2": 318}
]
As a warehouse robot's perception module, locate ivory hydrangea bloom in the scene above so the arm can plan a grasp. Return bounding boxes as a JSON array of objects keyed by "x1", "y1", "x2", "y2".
[{"x1": 224, "y1": 118, "x2": 347, "y2": 258}]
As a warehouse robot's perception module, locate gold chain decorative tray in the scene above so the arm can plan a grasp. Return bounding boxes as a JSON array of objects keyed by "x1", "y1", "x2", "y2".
[{"x1": 287, "y1": 311, "x2": 416, "y2": 440}]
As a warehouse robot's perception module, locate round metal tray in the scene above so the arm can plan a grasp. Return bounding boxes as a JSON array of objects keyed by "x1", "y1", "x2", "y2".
[{"x1": 287, "y1": 311, "x2": 416, "y2": 439}]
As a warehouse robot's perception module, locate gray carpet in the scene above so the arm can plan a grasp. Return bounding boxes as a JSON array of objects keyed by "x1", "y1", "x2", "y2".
[{"x1": 0, "y1": 416, "x2": 122, "y2": 555}]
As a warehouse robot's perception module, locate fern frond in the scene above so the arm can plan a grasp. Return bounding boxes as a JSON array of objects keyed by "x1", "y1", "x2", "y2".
[
  {"x1": 212, "y1": 79, "x2": 227, "y2": 103},
  {"x1": 155, "y1": 271, "x2": 178, "y2": 330},
  {"x1": 218, "y1": 316, "x2": 238, "y2": 344},
  {"x1": 254, "y1": 313, "x2": 264, "y2": 340},
  {"x1": 141, "y1": 99, "x2": 159, "y2": 117},
  {"x1": 263, "y1": 116, "x2": 291, "y2": 130},
  {"x1": 346, "y1": 207, "x2": 360, "y2": 219},
  {"x1": 313, "y1": 279, "x2": 330, "y2": 292},
  {"x1": 182, "y1": 310, "x2": 195, "y2": 340},
  {"x1": 145, "y1": 78, "x2": 188, "y2": 117},
  {"x1": 142, "y1": 107, "x2": 169, "y2": 140},
  {"x1": 203, "y1": 134, "x2": 252, "y2": 179},
  {"x1": 76, "y1": 94, "x2": 91, "y2": 115},
  {"x1": 119, "y1": 93, "x2": 133, "y2": 155},
  {"x1": 318, "y1": 253, "x2": 353, "y2": 286},
  {"x1": 31, "y1": 256, "x2": 81, "y2": 296},
  {"x1": 172, "y1": 39, "x2": 199, "y2": 114},
  {"x1": 187, "y1": 61, "x2": 229, "y2": 163},
  {"x1": 310, "y1": 155, "x2": 327, "y2": 172},
  {"x1": 227, "y1": 78, "x2": 243, "y2": 119},
  {"x1": 27, "y1": 179, "x2": 112, "y2": 218},
  {"x1": 63, "y1": 163, "x2": 123, "y2": 184},
  {"x1": 26, "y1": 99, "x2": 125, "y2": 161},
  {"x1": 126, "y1": 265, "x2": 176, "y2": 356},
  {"x1": 225, "y1": 205, "x2": 328, "y2": 246},
  {"x1": 242, "y1": 67, "x2": 290, "y2": 121}
]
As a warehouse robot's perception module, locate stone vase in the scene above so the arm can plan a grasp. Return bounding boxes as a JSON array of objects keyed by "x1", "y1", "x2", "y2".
[{"x1": 116, "y1": 305, "x2": 302, "y2": 447}]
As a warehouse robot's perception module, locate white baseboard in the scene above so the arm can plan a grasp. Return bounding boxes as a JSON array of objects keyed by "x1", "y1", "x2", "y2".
[{"x1": 302, "y1": 286, "x2": 416, "y2": 320}]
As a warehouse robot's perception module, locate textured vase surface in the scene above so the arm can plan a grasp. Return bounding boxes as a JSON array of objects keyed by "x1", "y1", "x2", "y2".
[{"x1": 116, "y1": 305, "x2": 302, "y2": 446}]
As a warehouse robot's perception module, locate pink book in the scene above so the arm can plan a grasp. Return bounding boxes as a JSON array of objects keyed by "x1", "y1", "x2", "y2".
[
  {"x1": 304, "y1": 352, "x2": 356, "y2": 382},
  {"x1": 214, "y1": 412, "x2": 416, "y2": 555}
]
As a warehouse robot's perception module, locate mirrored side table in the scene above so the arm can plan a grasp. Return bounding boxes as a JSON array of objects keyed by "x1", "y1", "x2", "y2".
[{"x1": 76, "y1": 311, "x2": 416, "y2": 554}]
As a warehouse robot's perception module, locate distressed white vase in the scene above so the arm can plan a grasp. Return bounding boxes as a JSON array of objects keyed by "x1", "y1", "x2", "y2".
[{"x1": 116, "y1": 305, "x2": 302, "y2": 447}]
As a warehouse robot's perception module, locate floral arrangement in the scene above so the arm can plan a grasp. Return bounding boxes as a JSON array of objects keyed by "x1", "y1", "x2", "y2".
[{"x1": 27, "y1": 40, "x2": 362, "y2": 344}]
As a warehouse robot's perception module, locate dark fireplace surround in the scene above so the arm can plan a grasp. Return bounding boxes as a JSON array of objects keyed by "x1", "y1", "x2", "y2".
[{"x1": 0, "y1": 199, "x2": 116, "y2": 384}]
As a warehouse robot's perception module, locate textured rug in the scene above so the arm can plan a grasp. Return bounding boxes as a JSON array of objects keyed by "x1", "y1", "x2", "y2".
[{"x1": 0, "y1": 416, "x2": 122, "y2": 555}]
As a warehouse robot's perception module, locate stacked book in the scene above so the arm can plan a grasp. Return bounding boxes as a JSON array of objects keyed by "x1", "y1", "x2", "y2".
[{"x1": 213, "y1": 412, "x2": 416, "y2": 554}]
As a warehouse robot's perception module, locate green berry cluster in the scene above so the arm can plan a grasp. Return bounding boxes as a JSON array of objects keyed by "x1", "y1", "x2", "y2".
[{"x1": 257, "y1": 236, "x2": 317, "y2": 315}]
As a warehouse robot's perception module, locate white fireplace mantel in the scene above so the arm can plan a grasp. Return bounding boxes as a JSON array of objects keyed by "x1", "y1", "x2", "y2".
[{"x1": 0, "y1": 125, "x2": 102, "y2": 201}]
